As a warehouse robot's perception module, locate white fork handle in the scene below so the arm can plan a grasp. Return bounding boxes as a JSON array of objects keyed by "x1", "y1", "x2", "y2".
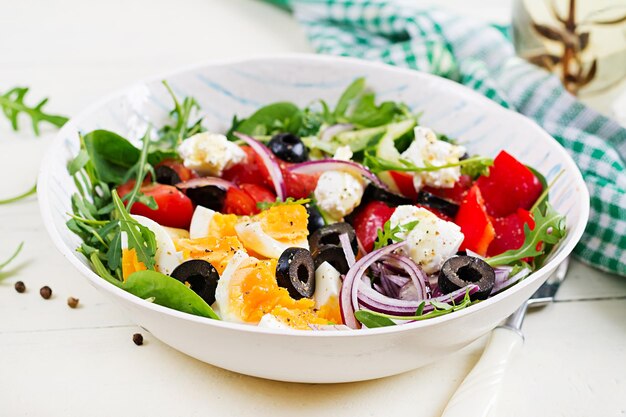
[{"x1": 440, "y1": 327, "x2": 523, "y2": 417}]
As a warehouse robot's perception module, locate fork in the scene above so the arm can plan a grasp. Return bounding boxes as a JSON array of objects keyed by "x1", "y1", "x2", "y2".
[{"x1": 440, "y1": 258, "x2": 570, "y2": 417}]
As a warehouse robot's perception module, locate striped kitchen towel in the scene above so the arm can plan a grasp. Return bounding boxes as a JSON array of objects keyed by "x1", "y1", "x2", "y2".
[{"x1": 267, "y1": 0, "x2": 626, "y2": 275}]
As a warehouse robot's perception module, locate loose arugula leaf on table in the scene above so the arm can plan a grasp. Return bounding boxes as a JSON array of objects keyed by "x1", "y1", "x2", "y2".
[
  {"x1": 124, "y1": 270, "x2": 219, "y2": 319},
  {"x1": 0, "y1": 184, "x2": 37, "y2": 205},
  {"x1": 373, "y1": 219, "x2": 419, "y2": 250},
  {"x1": 0, "y1": 87, "x2": 68, "y2": 135},
  {"x1": 355, "y1": 288, "x2": 474, "y2": 328},
  {"x1": 486, "y1": 202, "x2": 566, "y2": 267},
  {"x1": 0, "y1": 242, "x2": 24, "y2": 271}
]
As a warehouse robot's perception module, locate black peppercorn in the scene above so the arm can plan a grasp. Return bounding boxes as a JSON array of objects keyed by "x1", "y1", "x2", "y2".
[
  {"x1": 14, "y1": 281, "x2": 25, "y2": 293},
  {"x1": 40, "y1": 286, "x2": 52, "y2": 299},
  {"x1": 67, "y1": 297, "x2": 79, "y2": 308},
  {"x1": 132, "y1": 333, "x2": 143, "y2": 346}
]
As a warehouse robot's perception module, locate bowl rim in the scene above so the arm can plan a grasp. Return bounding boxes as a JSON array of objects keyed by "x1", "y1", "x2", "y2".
[{"x1": 38, "y1": 53, "x2": 590, "y2": 338}]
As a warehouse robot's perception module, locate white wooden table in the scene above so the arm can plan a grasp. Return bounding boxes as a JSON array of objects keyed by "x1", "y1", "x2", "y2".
[{"x1": 1, "y1": 1, "x2": 625, "y2": 416}]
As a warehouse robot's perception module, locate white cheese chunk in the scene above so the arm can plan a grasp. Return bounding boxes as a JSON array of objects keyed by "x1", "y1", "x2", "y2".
[
  {"x1": 257, "y1": 314, "x2": 290, "y2": 329},
  {"x1": 400, "y1": 126, "x2": 466, "y2": 191},
  {"x1": 389, "y1": 206, "x2": 464, "y2": 274},
  {"x1": 177, "y1": 131, "x2": 246, "y2": 176},
  {"x1": 314, "y1": 171, "x2": 365, "y2": 219}
]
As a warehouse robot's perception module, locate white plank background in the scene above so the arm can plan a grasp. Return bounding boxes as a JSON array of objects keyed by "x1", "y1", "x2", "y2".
[{"x1": 1, "y1": 0, "x2": 625, "y2": 416}]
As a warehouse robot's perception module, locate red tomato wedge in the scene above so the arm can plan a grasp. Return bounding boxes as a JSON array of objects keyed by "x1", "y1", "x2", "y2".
[
  {"x1": 222, "y1": 146, "x2": 272, "y2": 188},
  {"x1": 422, "y1": 174, "x2": 472, "y2": 204},
  {"x1": 223, "y1": 187, "x2": 258, "y2": 215},
  {"x1": 487, "y1": 209, "x2": 535, "y2": 257},
  {"x1": 117, "y1": 181, "x2": 194, "y2": 229},
  {"x1": 239, "y1": 183, "x2": 276, "y2": 205},
  {"x1": 283, "y1": 169, "x2": 319, "y2": 200},
  {"x1": 389, "y1": 171, "x2": 418, "y2": 200},
  {"x1": 455, "y1": 185, "x2": 496, "y2": 256},
  {"x1": 476, "y1": 151, "x2": 543, "y2": 217},
  {"x1": 352, "y1": 201, "x2": 395, "y2": 253}
]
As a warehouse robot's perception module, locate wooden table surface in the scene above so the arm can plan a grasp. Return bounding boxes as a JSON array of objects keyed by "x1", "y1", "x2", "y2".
[{"x1": 1, "y1": 1, "x2": 625, "y2": 416}]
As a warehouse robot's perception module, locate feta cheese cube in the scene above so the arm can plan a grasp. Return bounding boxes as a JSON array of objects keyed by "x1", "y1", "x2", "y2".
[
  {"x1": 389, "y1": 205, "x2": 464, "y2": 274},
  {"x1": 400, "y1": 126, "x2": 466, "y2": 190},
  {"x1": 177, "y1": 131, "x2": 246, "y2": 176}
]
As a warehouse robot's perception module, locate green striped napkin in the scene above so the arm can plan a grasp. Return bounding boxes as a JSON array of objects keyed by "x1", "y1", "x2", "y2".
[{"x1": 267, "y1": 0, "x2": 626, "y2": 276}]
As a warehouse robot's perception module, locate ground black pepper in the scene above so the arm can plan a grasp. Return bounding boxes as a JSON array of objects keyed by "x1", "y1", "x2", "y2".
[
  {"x1": 132, "y1": 333, "x2": 144, "y2": 346},
  {"x1": 40, "y1": 286, "x2": 52, "y2": 299},
  {"x1": 14, "y1": 281, "x2": 26, "y2": 293}
]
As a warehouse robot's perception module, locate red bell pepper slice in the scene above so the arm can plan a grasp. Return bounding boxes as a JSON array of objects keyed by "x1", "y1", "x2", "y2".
[
  {"x1": 455, "y1": 185, "x2": 496, "y2": 257},
  {"x1": 487, "y1": 208, "x2": 535, "y2": 257}
]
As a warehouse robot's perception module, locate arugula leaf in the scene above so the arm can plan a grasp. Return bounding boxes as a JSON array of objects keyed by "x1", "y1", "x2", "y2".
[
  {"x1": 460, "y1": 156, "x2": 494, "y2": 178},
  {"x1": 158, "y1": 80, "x2": 204, "y2": 148},
  {"x1": 487, "y1": 202, "x2": 566, "y2": 267},
  {"x1": 111, "y1": 190, "x2": 157, "y2": 270},
  {"x1": 334, "y1": 77, "x2": 366, "y2": 118},
  {"x1": 364, "y1": 152, "x2": 493, "y2": 176},
  {"x1": 373, "y1": 219, "x2": 419, "y2": 250},
  {"x1": 121, "y1": 130, "x2": 156, "y2": 211},
  {"x1": 0, "y1": 242, "x2": 23, "y2": 271},
  {"x1": 124, "y1": 270, "x2": 220, "y2": 319},
  {"x1": 0, "y1": 87, "x2": 68, "y2": 135},
  {"x1": 83, "y1": 130, "x2": 140, "y2": 184},
  {"x1": 354, "y1": 310, "x2": 396, "y2": 328},
  {"x1": 256, "y1": 197, "x2": 311, "y2": 211},
  {"x1": 0, "y1": 184, "x2": 37, "y2": 205},
  {"x1": 233, "y1": 102, "x2": 302, "y2": 138}
]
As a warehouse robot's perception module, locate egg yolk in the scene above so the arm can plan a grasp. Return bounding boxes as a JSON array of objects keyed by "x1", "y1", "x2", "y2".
[
  {"x1": 228, "y1": 258, "x2": 328, "y2": 329},
  {"x1": 257, "y1": 204, "x2": 308, "y2": 244},
  {"x1": 208, "y1": 213, "x2": 238, "y2": 238},
  {"x1": 122, "y1": 248, "x2": 147, "y2": 281},
  {"x1": 175, "y1": 235, "x2": 244, "y2": 274},
  {"x1": 316, "y1": 296, "x2": 343, "y2": 325}
]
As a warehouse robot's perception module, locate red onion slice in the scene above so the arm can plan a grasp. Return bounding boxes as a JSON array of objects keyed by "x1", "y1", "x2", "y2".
[
  {"x1": 176, "y1": 176, "x2": 238, "y2": 190},
  {"x1": 320, "y1": 123, "x2": 354, "y2": 142},
  {"x1": 339, "y1": 232, "x2": 356, "y2": 268},
  {"x1": 234, "y1": 132, "x2": 286, "y2": 200},
  {"x1": 288, "y1": 160, "x2": 388, "y2": 190}
]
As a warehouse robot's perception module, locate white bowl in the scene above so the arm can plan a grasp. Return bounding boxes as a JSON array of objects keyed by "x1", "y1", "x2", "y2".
[{"x1": 38, "y1": 55, "x2": 589, "y2": 383}]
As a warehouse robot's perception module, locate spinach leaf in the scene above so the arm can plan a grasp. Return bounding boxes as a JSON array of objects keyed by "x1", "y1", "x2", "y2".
[
  {"x1": 334, "y1": 77, "x2": 365, "y2": 118},
  {"x1": 354, "y1": 310, "x2": 396, "y2": 328},
  {"x1": 234, "y1": 102, "x2": 302, "y2": 137},
  {"x1": 349, "y1": 93, "x2": 401, "y2": 127},
  {"x1": 124, "y1": 270, "x2": 219, "y2": 319},
  {"x1": 83, "y1": 130, "x2": 140, "y2": 184}
]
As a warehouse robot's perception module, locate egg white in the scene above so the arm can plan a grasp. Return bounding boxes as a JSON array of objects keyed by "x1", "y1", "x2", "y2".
[
  {"x1": 189, "y1": 206, "x2": 216, "y2": 239},
  {"x1": 123, "y1": 215, "x2": 182, "y2": 275},
  {"x1": 313, "y1": 261, "x2": 342, "y2": 310},
  {"x1": 235, "y1": 221, "x2": 308, "y2": 259},
  {"x1": 212, "y1": 250, "x2": 250, "y2": 323}
]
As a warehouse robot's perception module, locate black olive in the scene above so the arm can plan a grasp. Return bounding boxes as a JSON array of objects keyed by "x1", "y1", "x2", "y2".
[
  {"x1": 170, "y1": 260, "x2": 220, "y2": 305},
  {"x1": 309, "y1": 222, "x2": 358, "y2": 256},
  {"x1": 155, "y1": 165, "x2": 181, "y2": 186},
  {"x1": 184, "y1": 186, "x2": 227, "y2": 211},
  {"x1": 276, "y1": 248, "x2": 315, "y2": 299},
  {"x1": 312, "y1": 245, "x2": 350, "y2": 275},
  {"x1": 459, "y1": 152, "x2": 470, "y2": 161},
  {"x1": 305, "y1": 201, "x2": 326, "y2": 235},
  {"x1": 268, "y1": 133, "x2": 308, "y2": 163},
  {"x1": 416, "y1": 191, "x2": 460, "y2": 218},
  {"x1": 438, "y1": 256, "x2": 495, "y2": 301},
  {"x1": 362, "y1": 183, "x2": 412, "y2": 206}
]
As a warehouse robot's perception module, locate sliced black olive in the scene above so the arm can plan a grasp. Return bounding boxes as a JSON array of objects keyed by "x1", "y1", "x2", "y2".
[
  {"x1": 362, "y1": 183, "x2": 412, "y2": 207},
  {"x1": 312, "y1": 245, "x2": 350, "y2": 275},
  {"x1": 170, "y1": 260, "x2": 220, "y2": 305},
  {"x1": 155, "y1": 165, "x2": 181, "y2": 186},
  {"x1": 459, "y1": 152, "x2": 470, "y2": 161},
  {"x1": 438, "y1": 256, "x2": 495, "y2": 301},
  {"x1": 268, "y1": 132, "x2": 308, "y2": 163},
  {"x1": 309, "y1": 222, "x2": 358, "y2": 256},
  {"x1": 417, "y1": 191, "x2": 460, "y2": 218},
  {"x1": 304, "y1": 200, "x2": 325, "y2": 235},
  {"x1": 184, "y1": 186, "x2": 227, "y2": 211},
  {"x1": 276, "y1": 248, "x2": 315, "y2": 299}
]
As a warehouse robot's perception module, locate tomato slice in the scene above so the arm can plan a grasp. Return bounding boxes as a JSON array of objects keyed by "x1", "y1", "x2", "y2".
[
  {"x1": 240, "y1": 183, "x2": 276, "y2": 205},
  {"x1": 422, "y1": 174, "x2": 472, "y2": 204},
  {"x1": 476, "y1": 151, "x2": 543, "y2": 217},
  {"x1": 352, "y1": 201, "x2": 395, "y2": 253},
  {"x1": 454, "y1": 185, "x2": 496, "y2": 256},
  {"x1": 223, "y1": 187, "x2": 258, "y2": 215},
  {"x1": 487, "y1": 209, "x2": 535, "y2": 257},
  {"x1": 117, "y1": 181, "x2": 194, "y2": 229},
  {"x1": 283, "y1": 169, "x2": 318, "y2": 200},
  {"x1": 222, "y1": 146, "x2": 272, "y2": 188},
  {"x1": 389, "y1": 171, "x2": 418, "y2": 200}
]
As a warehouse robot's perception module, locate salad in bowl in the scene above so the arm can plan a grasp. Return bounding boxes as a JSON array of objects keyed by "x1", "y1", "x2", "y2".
[{"x1": 65, "y1": 77, "x2": 566, "y2": 331}]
